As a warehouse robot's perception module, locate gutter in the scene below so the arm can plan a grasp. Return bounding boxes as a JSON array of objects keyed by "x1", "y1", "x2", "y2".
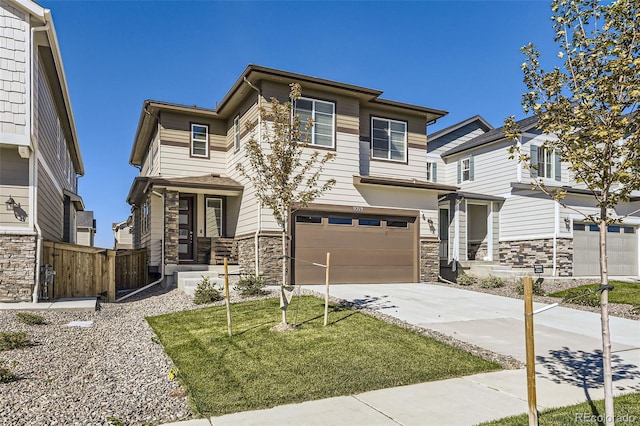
[{"x1": 244, "y1": 77, "x2": 262, "y2": 275}]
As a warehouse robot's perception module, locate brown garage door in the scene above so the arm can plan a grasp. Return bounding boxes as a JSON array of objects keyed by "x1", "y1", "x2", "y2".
[{"x1": 292, "y1": 212, "x2": 417, "y2": 284}]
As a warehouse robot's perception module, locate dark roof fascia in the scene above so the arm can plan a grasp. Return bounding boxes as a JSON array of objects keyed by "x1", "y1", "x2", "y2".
[
  {"x1": 126, "y1": 175, "x2": 244, "y2": 205},
  {"x1": 442, "y1": 116, "x2": 539, "y2": 158},
  {"x1": 62, "y1": 189, "x2": 85, "y2": 211},
  {"x1": 354, "y1": 175, "x2": 458, "y2": 193},
  {"x1": 369, "y1": 98, "x2": 448, "y2": 122},
  {"x1": 428, "y1": 115, "x2": 494, "y2": 143},
  {"x1": 511, "y1": 182, "x2": 640, "y2": 202},
  {"x1": 449, "y1": 191, "x2": 505, "y2": 202}
]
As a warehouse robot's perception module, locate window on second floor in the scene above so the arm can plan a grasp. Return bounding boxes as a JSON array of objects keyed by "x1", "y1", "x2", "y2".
[
  {"x1": 191, "y1": 123, "x2": 209, "y2": 158},
  {"x1": 457, "y1": 156, "x2": 474, "y2": 183},
  {"x1": 294, "y1": 97, "x2": 335, "y2": 148},
  {"x1": 530, "y1": 145, "x2": 561, "y2": 181},
  {"x1": 426, "y1": 162, "x2": 438, "y2": 183},
  {"x1": 372, "y1": 117, "x2": 407, "y2": 162},
  {"x1": 233, "y1": 116, "x2": 240, "y2": 152}
]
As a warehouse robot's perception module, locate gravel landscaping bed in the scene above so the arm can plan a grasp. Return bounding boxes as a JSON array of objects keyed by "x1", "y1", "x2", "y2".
[{"x1": 0, "y1": 285, "x2": 277, "y2": 426}]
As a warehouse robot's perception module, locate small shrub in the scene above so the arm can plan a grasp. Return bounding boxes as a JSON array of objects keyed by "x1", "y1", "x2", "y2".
[
  {"x1": 0, "y1": 365, "x2": 16, "y2": 384},
  {"x1": 0, "y1": 331, "x2": 31, "y2": 351},
  {"x1": 480, "y1": 276, "x2": 505, "y2": 289},
  {"x1": 456, "y1": 273, "x2": 478, "y2": 286},
  {"x1": 193, "y1": 275, "x2": 222, "y2": 305},
  {"x1": 515, "y1": 279, "x2": 545, "y2": 296},
  {"x1": 562, "y1": 287, "x2": 600, "y2": 307},
  {"x1": 16, "y1": 312, "x2": 45, "y2": 325},
  {"x1": 234, "y1": 274, "x2": 268, "y2": 297}
]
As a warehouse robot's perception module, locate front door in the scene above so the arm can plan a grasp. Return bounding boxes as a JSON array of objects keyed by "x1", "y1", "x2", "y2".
[{"x1": 178, "y1": 196, "x2": 194, "y2": 261}]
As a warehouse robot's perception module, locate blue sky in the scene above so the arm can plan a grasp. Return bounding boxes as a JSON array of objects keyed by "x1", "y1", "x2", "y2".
[{"x1": 40, "y1": 0, "x2": 558, "y2": 248}]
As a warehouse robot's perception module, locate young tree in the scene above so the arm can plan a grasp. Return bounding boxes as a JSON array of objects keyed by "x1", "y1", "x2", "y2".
[
  {"x1": 505, "y1": 1, "x2": 640, "y2": 423},
  {"x1": 237, "y1": 83, "x2": 336, "y2": 326}
]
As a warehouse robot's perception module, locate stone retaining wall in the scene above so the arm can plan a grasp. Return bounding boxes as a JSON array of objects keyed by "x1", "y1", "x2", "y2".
[
  {"x1": 0, "y1": 234, "x2": 36, "y2": 301},
  {"x1": 499, "y1": 238, "x2": 573, "y2": 276}
]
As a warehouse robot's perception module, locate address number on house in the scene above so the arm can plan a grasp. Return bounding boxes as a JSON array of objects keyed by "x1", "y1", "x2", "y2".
[{"x1": 352, "y1": 206, "x2": 364, "y2": 212}]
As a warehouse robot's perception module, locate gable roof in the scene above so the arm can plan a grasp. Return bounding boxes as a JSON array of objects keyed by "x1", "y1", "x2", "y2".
[
  {"x1": 442, "y1": 115, "x2": 538, "y2": 158},
  {"x1": 428, "y1": 115, "x2": 493, "y2": 143}
]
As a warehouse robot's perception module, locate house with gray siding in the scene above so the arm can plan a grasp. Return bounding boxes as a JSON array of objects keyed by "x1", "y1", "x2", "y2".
[
  {"x1": 126, "y1": 65, "x2": 458, "y2": 286},
  {"x1": 429, "y1": 115, "x2": 640, "y2": 278},
  {"x1": 0, "y1": 0, "x2": 85, "y2": 302}
]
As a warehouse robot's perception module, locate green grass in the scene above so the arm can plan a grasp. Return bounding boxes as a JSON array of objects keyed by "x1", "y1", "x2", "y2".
[
  {"x1": 480, "y1": 392, "x2": 640, "y2": 425},
  {"x1": 549, "y1": 281, "x2": 640, "y2": 305},
  {"x1": 147, "y1": 296, "x2": 501, "y2": 417}
]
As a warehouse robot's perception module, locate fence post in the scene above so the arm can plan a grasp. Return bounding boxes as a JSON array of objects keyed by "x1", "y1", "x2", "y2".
[{"x1": 106, "y1": 250, "x2": 116, "y2": 302}]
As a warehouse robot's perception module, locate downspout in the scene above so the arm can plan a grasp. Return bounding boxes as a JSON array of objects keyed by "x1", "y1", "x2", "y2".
[
  {"x1": 116, "y1": 189, "x2": 164, "y2": 302},
  {"x1": 30, "y1": 21, "x2": 51, "y2": 303},
  {"x1": 553, "y1": 201, "x2": 559, "y2": 277},
  {"x1": 244, "y1": 77, "x2": 262, "y2": 275}
]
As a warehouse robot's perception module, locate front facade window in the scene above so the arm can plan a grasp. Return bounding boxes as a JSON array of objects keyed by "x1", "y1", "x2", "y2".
[
  {"x1": 233, "y1": 116, "x2": 240, "y2": 152},
  {"x1": 371, "y1": 117, "x2": 407, "y2": 162},
  {"x1": 191, "y1": 124, "x2": 209, "y2": 157},
  {"x1": 537, "y1": 146, "x2": 553, "y2": 178},
  {"x1": 205, "y1": 197, "x2": 223, "y2": 237},
  {"x1": 294, "y1": 97, "x2": 335, "y2": 148},
  {"x1": 461, "y1": 158, "x2": 471, "y2": 182}
]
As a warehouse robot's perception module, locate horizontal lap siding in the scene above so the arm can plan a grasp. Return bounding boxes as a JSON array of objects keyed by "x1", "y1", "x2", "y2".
[
  {"x1": 0, "y1": 147, "x2": 28, "y2": 226},
  {"x1": 428, "y1": 124, "x2": 488, "y2": 155},
  {"x1": 451, "y1": 140, "x2": 515, "y2": 196},
  {"x1": 500, "y1": 195, "x2": 555, "y2": 240},
  {"x1": 37, "y1": 162, "x2": 63, "y2": 241}
]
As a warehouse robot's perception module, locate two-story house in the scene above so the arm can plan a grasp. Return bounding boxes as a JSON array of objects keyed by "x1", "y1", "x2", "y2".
[
  {"x1": 0, "y1": 0, "x2": 85, "y2": 302},
  {"x1": 126, "y1": 65, "x2": 458, "y2": 285},
  {"x1": 429, "y1": 115, "x2": 640, "y2": 278}
]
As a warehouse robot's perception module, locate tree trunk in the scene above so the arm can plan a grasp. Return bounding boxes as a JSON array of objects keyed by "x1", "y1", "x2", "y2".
[
  {"x1": 280, "y1": 215, "x2": 288, "y2": 325},
  {"x1": 599, "y1": 212, "x2": 615, "y2": 426}
]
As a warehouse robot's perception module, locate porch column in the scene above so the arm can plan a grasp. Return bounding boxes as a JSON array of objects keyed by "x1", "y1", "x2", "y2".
[{"x1": 164, "y1": 190, "x2": 179, "y2": 265}]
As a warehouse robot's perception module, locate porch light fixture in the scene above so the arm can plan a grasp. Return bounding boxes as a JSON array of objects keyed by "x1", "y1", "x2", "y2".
[
  {"x1": 427, "y1": 217, "x2": 434, "y2": 225},
  {"x1": 564, "y1": 217, "x2": 571, "y2": 229},
  {"x1": 5, "y1": 195, "x2": 17, "y2": 211}
]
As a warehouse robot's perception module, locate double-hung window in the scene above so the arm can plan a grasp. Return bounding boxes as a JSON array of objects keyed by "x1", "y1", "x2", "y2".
[
  {"x1": 191, "y1": 124, "x2": 209, "y2": 157},
  {"x1": 530, "y1": 145, "x2": 561, "y2": 181},
  {"x1": 294, "y1": 97, "x2": 335, "y2": 148},
  {"x1": 426, "y1": 162, "x2": 437, "y2": 182},
  {"x1": 461, "y1": 158, "x2": 471, "y2": 182},
  {"x1": 233, "y1": 116, "x2": 240, "y2": 152},
  {"x1": 372, "y1": 117, "x2": 407, "y2": 162},
  {"x1": 537, "y1": 146, "x2": 553, "y2": 178}
]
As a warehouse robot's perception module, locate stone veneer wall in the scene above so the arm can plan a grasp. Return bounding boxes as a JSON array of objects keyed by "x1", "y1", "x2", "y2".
[
  {"x1": 237, "y1": 235, "x2": 283, "y2": 285},
  {"x1": 196, "y1": 237, "x2": 211, "y2": 264},
  {"x1": 468, "y1": 241, "x2": 488, "y2": 261},
  {"x1": 0, "y1": 234, "x2": 36, "y2": 301},
  {"x1": 420, "y1": 239, "x2": 439, "y2": 283},
  {"x1": 164, "y1": 190, "x2": 179, "y2": 265},
  {"x1": 499, "y1": 238, "x2": 573, "y2": 276}
]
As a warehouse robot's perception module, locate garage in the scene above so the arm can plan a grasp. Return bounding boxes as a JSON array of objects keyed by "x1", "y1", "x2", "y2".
[
  {"x1": 292, "y1": 210, "x2": 418, "y2": 284},
  {"x1": 573, "y1": 223, "x2": 638, "y2": 276}
]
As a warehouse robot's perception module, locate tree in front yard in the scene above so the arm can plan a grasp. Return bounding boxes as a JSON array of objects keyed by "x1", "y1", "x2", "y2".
[
  {"x1": 237, "y1": 83, "x2": 336, "y2": 326},
  {"x1": 505, "y1": 1, "x2": 640, "y2": 423}
]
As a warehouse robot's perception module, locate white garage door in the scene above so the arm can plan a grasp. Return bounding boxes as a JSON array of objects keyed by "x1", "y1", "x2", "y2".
[{"x1": 573, "y1": 223, "x2": 638, "y2": 276}]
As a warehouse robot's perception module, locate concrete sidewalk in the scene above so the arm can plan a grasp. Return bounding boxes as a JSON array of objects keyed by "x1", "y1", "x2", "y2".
[
  {"x1": 0, "y1": 297, "x2": 97, "y2": 312},
  {"x1": 164, "y1": 284, "x2": 640, "y2": 426}
]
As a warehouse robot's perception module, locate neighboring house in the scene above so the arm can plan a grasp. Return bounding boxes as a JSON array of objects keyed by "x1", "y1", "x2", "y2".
[
  {"x1": 126, "y1": 65, "x2": 458, "y2": 285},
  {"x1": 428, "y1": 115, "x2": 640, "y2": 277},
  {"x1": 112, "y1": 217, "x2": 133, "y2": 250},
  {"x1": 76, "y1": 211, "x2": 96, "y2": 247},
  {"x1": 0, "y1": 0, "x2": 85, "y2": 302}
]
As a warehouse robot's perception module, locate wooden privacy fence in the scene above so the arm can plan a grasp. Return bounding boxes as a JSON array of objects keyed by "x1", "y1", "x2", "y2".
[{"x1": 42, "y1": 241, "x2": 147, "y2": 302}]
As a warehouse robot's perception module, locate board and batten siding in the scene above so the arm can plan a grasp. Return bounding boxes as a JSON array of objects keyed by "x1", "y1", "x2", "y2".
[
  {"x1": 158, "y1": 111, "x2": 226, "y2": 178},
  {"x1": 0, "y1": 146, "x2": 29, "y2": 227},
  {"x1": 0, "y1": 0, "x2": 28, "y2": 139}
]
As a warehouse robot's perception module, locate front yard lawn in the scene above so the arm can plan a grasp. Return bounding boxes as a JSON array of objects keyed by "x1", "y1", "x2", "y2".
[
  {"x1": 549, "y1": 281, "x2": 640, "y2": 305},
  {"x1": 480, "y1": 392, "x2": 640, "y2": 425},
  {"x1": 147, "y1": 296, "x2": 501, "y2": 417}
]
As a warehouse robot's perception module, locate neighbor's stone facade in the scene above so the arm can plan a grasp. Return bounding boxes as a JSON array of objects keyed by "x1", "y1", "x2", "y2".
[
  {"x1": 468, "y1": 241, "x2": 488, "y2": 261},
  {"x1": 499, "y1": 238, "x2": 573, "y2": 276},
  {"x1": 237, "y1": 234, "x2": 282, "y2": 285},
  {"x1": 164, "y1": 190, "x2": 179, "y2": 265},
  {"x1": 0, "y1": 234, "x2": 36, "y2": 302},
  {"x1": 420, "y1": 239, "x2": 439, "y2": 283}
]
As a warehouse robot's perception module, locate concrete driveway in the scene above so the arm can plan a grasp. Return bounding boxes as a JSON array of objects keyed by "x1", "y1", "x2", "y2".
[{"x1": 178, "y1": 283, "x2": 640, "y2": 426}]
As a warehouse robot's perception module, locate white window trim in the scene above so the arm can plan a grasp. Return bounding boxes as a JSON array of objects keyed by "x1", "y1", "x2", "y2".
[
  {"x1": 461, "y1": 157, "x2": 471, "y2": 182},
  {"x1": 426, "y1": 162, "x2": 436, "y2": 182},
  {"x1": 191, "y1": 123, "x2": 209, "y2": 158},
  {"x1": 537, "y1": 146, "x2": 553, "y2": 179},
  {"x1": 233, "y1": 116, "x2": 240, "y2": 152},
  {"x1": 371, "y1": 116, "x2": 407, "y2": 162},
  {"x1": 295, "y1": 97, "x2": 336, "y2": 148}
]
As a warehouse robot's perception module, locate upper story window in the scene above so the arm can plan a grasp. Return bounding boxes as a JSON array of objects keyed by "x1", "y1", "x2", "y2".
[
  {"x1": 457, "y1": 155, "x2": 474, "y2": 183},
  {"x1": 372, "y1": 117, "x2": 407, "y2": 162},
  {"x1": 530, "y1": 145, "x2": 561, "y2": 181},
  {"x1": 141, "y1": 197, "x2": 150, "y2": 235},
  {"x1": 191, "y1": 124, "x2": 209, "y2": 158},
  {"x1": 233, "y1": 116, "x2": 240, "y2": 152},
  {"x1": 426, "y1": 162, "x2": 438, "y2": 183},
  {"x1": 294, "y1": 97, "x2": 335, "y2": 148}
]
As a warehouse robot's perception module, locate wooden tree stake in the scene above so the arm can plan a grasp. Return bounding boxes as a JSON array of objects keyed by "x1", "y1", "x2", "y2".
[
  {"x1": 524, "y1": 276, "x2": 538, "y2": 426},
  {"x1": 323, "y1": 252, "x2": 331, "y2": 326},
  {"x1": 224, "y1": 257, "x2": 232, "y2": 337}
]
